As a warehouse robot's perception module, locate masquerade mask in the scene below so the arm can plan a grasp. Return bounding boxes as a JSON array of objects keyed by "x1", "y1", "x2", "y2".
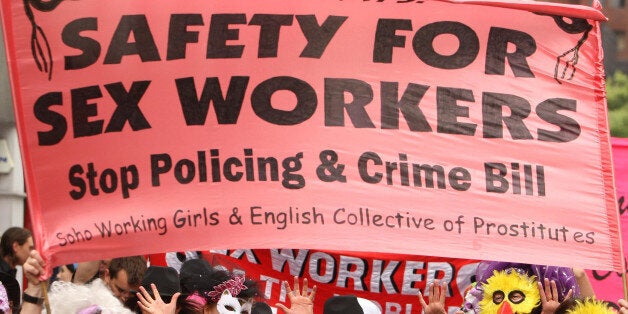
[
  {"x1": 217, "y1": 290, "x2": 253, "y2": 314},
  {"x1": 207, "y1": 276, "x2": 248, "y2": 303},
  {"x1": 566, "y1": 298, "x2": 615, "y2": 314}
]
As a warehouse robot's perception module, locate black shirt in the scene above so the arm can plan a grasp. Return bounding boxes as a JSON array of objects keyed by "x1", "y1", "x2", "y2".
[{"x1": 0, "y1": 257, "x2": 16, "y2": 277}]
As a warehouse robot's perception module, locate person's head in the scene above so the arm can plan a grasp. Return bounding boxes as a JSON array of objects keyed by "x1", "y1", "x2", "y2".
[
  {"x1": 179, "y1": 259, "x2": 262, "y2": 314},
  {"x1": 104, "y1": 256, "x2": 147, "y2": 303},
  {"x1": 323, "y1": 295, "x2": 381, "y2": 314},
  {"x1": 57, "y1": 263, "x2": 76, "y2": 282},
  {"x1": 125, "y1": 266, "x2": 183, "y2": 313},
  {"x1": 0, "y1": 273, "x2": 21, "y2": 314},
  {"x1": 464, "y1": 261, "x2": 579, "y2": 314},
  {"x1": 478, "y1": 269, "x2": 541, "y2": 314},
  {"x1": 142, "y1": 266, "x2": 181, "y2": 303},
  {"x1": 555, "y1": 297, "x2": 616, "y2": 314},
  {"x1": 0, "y1": 227, "x2": 33, "y2": 267},
  {"x1": 250, "y1": 302, "x2": 272, "y2": 314}
]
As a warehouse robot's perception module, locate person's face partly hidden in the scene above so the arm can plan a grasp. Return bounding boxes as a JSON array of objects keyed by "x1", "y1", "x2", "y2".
[
  {"x1": 57, "y1": 265, "x2": 73, "y2": 282},
  {"x1": 106, "y1": 269, "x2": 138, "y2": 302},
  {"x1": 13, "y1": 236, "x2": 34, "y2": 266}
]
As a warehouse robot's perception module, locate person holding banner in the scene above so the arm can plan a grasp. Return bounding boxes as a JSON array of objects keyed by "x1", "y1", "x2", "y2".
[
  {"x1": 19, "y1": 250, "x2": 136, "y2": 314},
  {"x1": 19, "y1": 250, "x2": 47, "y2": 314},
  {"x1": 619, "y1": 299, "x2": 628, "y2": 314}
]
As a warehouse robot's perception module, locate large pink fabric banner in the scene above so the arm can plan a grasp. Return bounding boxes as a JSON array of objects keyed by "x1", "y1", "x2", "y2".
[
  {"x1": 587, "y1": 137, "x2": 628, "y2": 301},
  {"x1": 1, "y1": 0, "x2": 621, "y2": 272}
]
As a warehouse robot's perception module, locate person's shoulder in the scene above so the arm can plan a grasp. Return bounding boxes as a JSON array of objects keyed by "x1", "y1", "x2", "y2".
[
  {"x1": 0, "y1": 259, "x2": 14, "y2": 276},
  {"x1": 0, "y1": 271, "x2": 18, "y2": 286}
]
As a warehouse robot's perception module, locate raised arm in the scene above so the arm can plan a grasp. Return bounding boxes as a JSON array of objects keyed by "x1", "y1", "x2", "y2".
[
  {"x1": 418, "y1": 280, "x2": 448, "y2": 314},
  {"x1": 275, "y1": 276, "x2": 317, "y2": 314},
  {"x1": 20, "y1": 250, "x2": 46, "y2": 314}
]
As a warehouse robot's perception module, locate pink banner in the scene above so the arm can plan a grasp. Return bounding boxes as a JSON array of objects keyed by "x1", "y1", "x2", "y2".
[
  {"x1": 587, "y1": 137, "x2": 628, "y2": 301},
  {"x1": 0, "y1": 0, "x2": 620, "y2": 272}
]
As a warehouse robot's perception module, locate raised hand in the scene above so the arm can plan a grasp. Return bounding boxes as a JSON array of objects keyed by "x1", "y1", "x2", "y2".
[
  {"x1": 539, "y1": 278, "x2": 573, "y2": 314},
  {"x1": 275, "y1": 276, "x2": 317, "y2": 314},
  {"x1": 618, "y1": 299, "x2": 628, "y2": 314},
  {"x1": 418, "y1": 280, "x2": 447, "y2": 314},
  {"x1": 136, "y1": 283, "x2": 180, "y2": 314}
]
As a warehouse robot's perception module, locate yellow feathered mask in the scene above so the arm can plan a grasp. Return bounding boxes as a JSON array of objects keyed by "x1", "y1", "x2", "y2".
[
  {"x1": 566, "y1": 298, "x2": 615, "y2": 314},
  {"x1": 479, "y1": 270, "x2": 541, "y2": 314}
]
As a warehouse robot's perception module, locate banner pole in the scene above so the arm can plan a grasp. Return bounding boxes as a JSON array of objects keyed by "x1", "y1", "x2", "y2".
[
  {"x1": 41, "y1": 280, "x2": 51, "y2": 314},
  {"x1": 623, "y1": 267, "x2": 628, "y2": 301}
]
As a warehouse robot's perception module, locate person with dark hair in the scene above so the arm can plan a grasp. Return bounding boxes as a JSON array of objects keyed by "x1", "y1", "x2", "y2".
[
  {"x1": 0, "y1": 227, "x2": 33, "y2": 277},
  {"x1": 56, "y1": 263, "x2": 77, "y2": 282},
  {"x1": 251, "y1": 302, "x2": 273, "y2": 314},
  {"x1": 322, "y1": 295, "x2": 381, "y2": 314},
  {"x1": 135, "y1": 282, "x2": 181, "y2": 314},
  {"x1": 127, "y1": 266, "x2": 183, "y2": 314},
  {"x1": 104, "y1": 256, "x2": 148, "y2": 303},
  {"x1": 18, "y1": 249, "x2": 135, "y2": 314},
  {"x1": 178, "y1": 259, "x2": 262, "y2": 314}
]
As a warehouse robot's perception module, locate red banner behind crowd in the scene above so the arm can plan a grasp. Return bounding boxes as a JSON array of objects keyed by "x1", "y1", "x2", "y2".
[
  {"x1": 1, "y1": 0, "x2": 620, "y2": 272},
  {"x1": 152, "y1": 249, "x2": 479, "y2": 314}
]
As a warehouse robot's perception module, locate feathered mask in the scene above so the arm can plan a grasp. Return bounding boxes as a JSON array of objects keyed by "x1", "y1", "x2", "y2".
[
  {"x1": 566, "y1": 298, "x2": 615, "y2": 314},
  {"x1": 479, "y1": 270, "x2": 540, "y2": 314}
]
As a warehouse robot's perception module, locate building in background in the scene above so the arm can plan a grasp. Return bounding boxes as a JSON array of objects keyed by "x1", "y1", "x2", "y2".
[
  {"x1": 0, "y1": 22, "x2": 25, "y2": 234},
  {"x1": 604, "y1": 0, "x2": 628, "y2": 73}
]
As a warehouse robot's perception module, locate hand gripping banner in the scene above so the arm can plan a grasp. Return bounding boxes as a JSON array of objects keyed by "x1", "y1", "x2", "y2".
[{"x1": 0, "y1": 0, "x2": 620, "y2": 272}]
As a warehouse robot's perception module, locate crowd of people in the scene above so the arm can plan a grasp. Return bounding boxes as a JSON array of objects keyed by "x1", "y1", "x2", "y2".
[{"x1": 2, "y1": 226, "x2": 628, "y2": 314}]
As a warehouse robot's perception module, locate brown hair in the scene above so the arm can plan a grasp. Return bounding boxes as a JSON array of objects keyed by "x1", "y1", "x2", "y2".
[
  {"x1": 108, "y1": 256, "x2": 147, "y2": 286},
  {"x1": 0, "y1": 227, "x2": 32, "y2": 259}
]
